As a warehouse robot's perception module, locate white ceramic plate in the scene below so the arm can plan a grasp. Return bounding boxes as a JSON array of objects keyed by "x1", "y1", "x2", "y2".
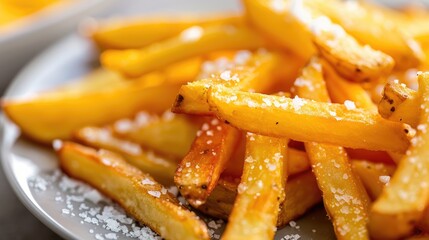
[{"x1": 1, "y1": 2, "x2": 336, "y2": 239}]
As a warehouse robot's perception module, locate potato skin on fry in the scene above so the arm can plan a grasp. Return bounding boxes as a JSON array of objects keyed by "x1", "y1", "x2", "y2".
[
  {"x1": 369, "y1": 72, "x2": 429, "y2": 239},
  {"x1": 58, "y1": 142, "x2": 209, "y2": 240}
]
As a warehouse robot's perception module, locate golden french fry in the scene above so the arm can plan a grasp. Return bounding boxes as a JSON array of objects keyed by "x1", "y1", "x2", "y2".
[
  {"x1": 347, "y1": 148, "x2": 395, "y2": 165},
  {"x1": 2, "y1": 75, "x2": 180, "y2": 143},
  {"x1": 379, "y1": 80, "x2": 420, "y2": 128},
  {"x1": 323, "y1": 61, "x2": 377, "y2": 112},
  {"x1": 308, "y1": 0, "x2": 424, "y2": 70},
  {"x1": 174, "y1": 51, "x2": 295, "y2": 206},
  {"x1": 90, "y1": 13, "x2": 244, "y2": 49},
  {"x1": 58, "y1": 142, "x2": 209, "y2": 240},
  {"x1": 351, "y1": 160, "x2": 395, "y2": 200},
  {"x1": 310, "y1": 16, "x2": 394, "y2": 83},
  {"x1": 101, "y1": 25, "x2": 267, "y2": 78},
  {"x1": 243, "y1": 0, "x2": 394, "y2": 82},
  {"x1": 173, "y1": 83, "x2": 412, "y2": 152},
  {"x1": 112, "y1": 113, "x2": 199, "y2": 159},
  {"x1": 242, "y1": 0, "x2": 315, "y2": 59},
  {"x1": 295, "y1": 57, "x2": 370, "y2": 240},
  {"x1": 369, "y1": 72, "x2": 429, "y2": 239},
  {"x1": 222, "y1": 134, "x2": 287, "y2": 239},
  {"x1": 198, "y1": 171, "x2": 321, "y2": 227},
  {"x1": 175, "y1": 120, "x2": 240, "y2": 207},
  {"x1": 74, "y1": 126, "x2": 176, "y2": 185}
]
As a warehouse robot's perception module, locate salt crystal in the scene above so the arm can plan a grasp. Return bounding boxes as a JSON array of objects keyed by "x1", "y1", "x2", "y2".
[
  {"x1": 62, "y1": 209, "x2": 70, "y2": 214},
  {"x1": 292, "y1": 96, "x2": 305, "y2": 111},
  {"x1": 83, "y1": 190, "x2": 104, "y2": 204},
  {"x1": 105, "y1": 233, "x2": 117, "y2": 239},
  {"x1": 52, "y1": 139, "x2": 63, "y2": 151},
  {"x1": 344, "y1": 100, "x2": 356, "y2": 110},
  {"x1": 180, "y1": 26, "x2": 204, "y2": 42},
  {"x1": 379, "y1": 175, "x2": 390, "y2": 184},
  {"x1": 148, "y1": 191, "x2": 161, "y2": 198},
  {"x1": 220, "y1": 70, "x2": 232, "y2": 81},
  {"x1": 289, "y1": 220, "x2": 297, "y2": 227},
  {"x1": 141, "y1": 178, "x2": 156, "y2": 185}
]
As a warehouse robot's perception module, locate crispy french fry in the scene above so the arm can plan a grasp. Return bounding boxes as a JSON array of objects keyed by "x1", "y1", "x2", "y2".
[
  {"x1": 173, "y1": 83, "x2": 412, "y2": 152},
  {"x1": 58, "y1": 142, "x2": 209, "y2": 240},
  {"x1": 323, "y1": 62, "x2": 377, "y2": 111},
  {"x1": 243, "y1": 0, "x2": 315, "y2": 59},
  {"x1": 91, "y1": 13, "x2": 244, "y2": 49},
  {"x1": 198, "y1": 171, "x2": 321, "y2": 226},
  {"x1": 2, "y1": 76, "x2": 180, "y2": 143},
  {"x1": 74, "y1": 126, "x2": 176, "y2": 185},
  {"x1": 295, "y1": 57, "x2": 370, "y2": 239},
  {"x1": 243, "y1": 0, "x2": 394, "y2": 82},
  {"x1": 351, "y1": 160, "x2": 395, "y2": 200},
  {"x1": 308, "y1": 0, "x2": 424, "y2": 70},
  {"x1": 175, "y1": 119, "x2": 240, "y2": 206},
  {"x1": 310, "y1": 16, "x2": 394, "y2": 83},
  {"x1": 222, "y1": 134, "x2": 287, "y2": 239},
  {"x1": 175, "y1": 51, "x2": 295, "y2": 206},
  {"x1": 379, "y1": 80, "x2": 420, "y2": 128},
  {"x1": 101, "y1": 25, "x2": 267, "y2": 78},
  {"x1": 369, "y1": 72, "x2": 429, "y2": 239},
  {"x1": 112, "y1": 112, "x2": 199, "y2": 159}
]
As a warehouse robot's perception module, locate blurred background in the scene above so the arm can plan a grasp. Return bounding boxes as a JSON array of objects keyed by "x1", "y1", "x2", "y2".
[{"x1": 0, "y1": 0, "x2": 428, "y2": 239}]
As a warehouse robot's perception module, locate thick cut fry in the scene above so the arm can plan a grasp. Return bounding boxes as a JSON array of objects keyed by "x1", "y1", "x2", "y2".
[
  {"x1": 91, "y1": 13, "x2": 244, "y2": 49},
  {"x1": 243, "y1": 0, "x2": 394, "y2": 82},
  {"x1": 173, "y1": 84, "x2": 412, "y2": 152},
  {"x1": 101, "y1": 25, "x2": 267, "y2": 78},
  {"x1": 74, "y1": 126, "x2": 176, "y2": 185},
  {"x1": 222, "y1": 134, "x2": 287, "y2": 239},
  {"x1": 323, "y1": 62, "x2": 377, "y2": 111},
  {"x1": 58, "y1": 142, "x2": 209, "y2": 240},
  {"x1": 198, "y1": 171, "x2": 321, "y2": 226},
  {"x1": 370, "y1": 72, "x2": 429, "y2": 239},
  {"x1": 295, "y1": 57, "x2": 370, "y2": 240},
  {"x1": 2, "y1": 77, "x2": 181, "y2": 143},
  {"x1": 307, "y1": 0, "x2": 424, "y2": 69},
  {"x1": 175, "y1": 120, "x2": 240, "y2": 207},
  {"x1": 175, "y1": 51, "x2": 294, "y2": 205},
  {"x1": 310, "y1": 16, "x2": 394, "y2": 83},
  {"x1": 351, "y1": 160, "x2": 395, "y2": 200},
  {"x1": 243, "y1": 0, "x2": 315, "y2": 59},
  {"x1": 112, "y1": 113, "x2": 198, "y2": 159},
  {"x1": 379, "y1": 80, "x2": 420, "y2": 128}
]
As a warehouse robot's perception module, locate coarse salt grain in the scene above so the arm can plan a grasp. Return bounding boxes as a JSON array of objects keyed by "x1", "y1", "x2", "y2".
[
  {"x1": 53, "y1": 139, "x2": 63, "y2": 151},
  {"x1": 180, "y1": 26, "x2": 204, "y2": 42},
  {"x1": 147, "y1": 190, "x2": 161, "y2": 198},
  {"x1": 292, "y1": 96, "x2": 305, "y2": 111},
  {"x1": 141, "y1": 178, "x2": 155, "y2": 185},
  {"x1": 344, "y1": 100, "x2": 356, "y2": 110},
  {"x1": 379, "y1": 175, "x2": 390, "y2": 184}
]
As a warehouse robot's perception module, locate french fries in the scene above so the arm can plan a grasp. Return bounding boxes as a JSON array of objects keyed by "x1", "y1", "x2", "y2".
[
  {"x1": 370, "y1": 72, "x2": 429, "y2": 239},
  {"x1": 112, "y1": 112, "x2": 198, "y2": 159},
  {"x1": 173, "y1": 83, "x2": 412, "y2": 152},
  {"x1": 199, "y1": 171, "x2": 322, "y2": 227},
  {"x1": 175, "y1": 120, "x2": 240, "y2": 206},
  {"x1": 74, "y1": 126, "x2": 176, "y2": 185},
  {"x1": 243, "y1": 0, "x2": 395, "y2": 82},
  {"x1": 174, "y1": 51, "x2": 294, "y2": 206},
  {"x1": 2, "y1": 76, "x2": 180, "y2": 143},
  {"x1": 58, "y1": 142, "x2": 209, "y2": 240},
  {"x1": 101, "y1": 25, "x2": 268, "y2": 78},
  {"x1": 379, "y1": 80, "x2": 420, "y2": 128},
  {"x1": 307, "y1": 0, "x2": 424, "y2": 69},
  {"x1": 222, "y1": 134, "x2": 287, "y2": 239},
  {"x1": 295, "y1": 57, "x2": 371, "y2": 239},
  {"x1": 5, "y1": 1, "x2": 429, "y2": 239},
  {"x1": 351, "y1": 160, "x2": 395, "y2": 200},
  {"x1": 90, "y1": 13, "x2": 244, "y2": 49}
]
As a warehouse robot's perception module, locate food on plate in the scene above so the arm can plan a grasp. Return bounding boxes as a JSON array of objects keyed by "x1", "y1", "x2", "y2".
[{"x1": 3, "y1": 0, "x2": 429, "y2": 239}]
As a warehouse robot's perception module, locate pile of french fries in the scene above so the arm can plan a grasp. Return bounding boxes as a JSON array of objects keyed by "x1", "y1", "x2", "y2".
[{"x1": 4, "y1": 0, "x2": 429, "y2": 239}]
